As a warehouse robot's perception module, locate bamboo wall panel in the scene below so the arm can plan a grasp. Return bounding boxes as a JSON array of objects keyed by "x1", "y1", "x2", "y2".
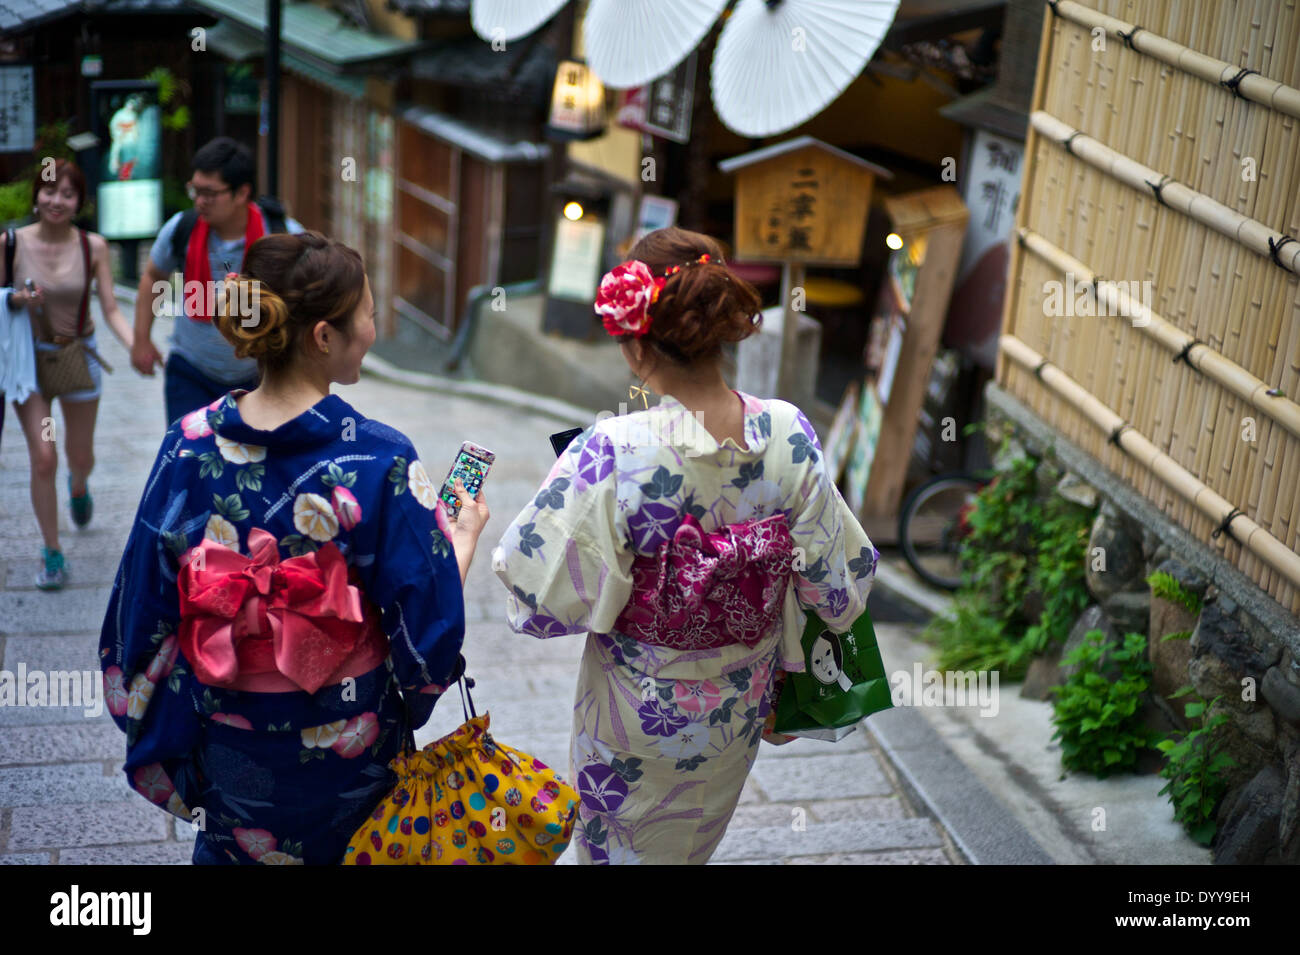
[{"x1": 998, "y1": 0, "x2": 1300, "y2": 615}]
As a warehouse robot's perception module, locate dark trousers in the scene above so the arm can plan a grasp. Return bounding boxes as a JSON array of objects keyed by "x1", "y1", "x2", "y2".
[{"x1": 164, "y1": 352, "x2": 259, "y2": 429}]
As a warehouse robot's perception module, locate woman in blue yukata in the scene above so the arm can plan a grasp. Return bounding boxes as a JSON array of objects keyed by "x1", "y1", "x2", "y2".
[
  {"x1": 492, "y1": 227, "x2": 879, "y2": 864},
  {"x1": 100, "y1": 231, "x2": 489, "y2": 864}
]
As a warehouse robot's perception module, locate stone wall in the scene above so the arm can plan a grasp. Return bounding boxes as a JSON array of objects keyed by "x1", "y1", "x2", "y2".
[{"x1": 984, "y1": 382, "x2": 1300, "y2": 864}]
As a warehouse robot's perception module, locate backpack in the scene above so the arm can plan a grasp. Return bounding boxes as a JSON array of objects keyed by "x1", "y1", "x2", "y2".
[{"x1": 169, "y1": 195, "x2": 289, "y2": 274}]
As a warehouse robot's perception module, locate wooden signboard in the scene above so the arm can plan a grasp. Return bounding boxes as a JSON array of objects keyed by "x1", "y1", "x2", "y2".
[
  {"x1": 860, "y1": 186, "x2": 969, "y2": 523},
  {"x1": 720, "y1": 137, "x2": 892, "y2": 266},
  {"x1": 719, "y1": 137, "x2": 893, "y2": 401}
]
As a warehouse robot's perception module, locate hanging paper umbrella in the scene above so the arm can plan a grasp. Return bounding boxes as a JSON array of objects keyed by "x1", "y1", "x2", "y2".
[
  {"x1": 583, "y1": 0, "x2": 730, "y2": 89},
  {"x1": 712, "y1": 0, "x2": 901, "y2": 137},
  {"x1": 472, "y1": 0, "x2": 572, "y2": 43}
]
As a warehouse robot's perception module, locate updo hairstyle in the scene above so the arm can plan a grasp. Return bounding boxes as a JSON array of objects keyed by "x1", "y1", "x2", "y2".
[
  {"x1": 623, "y1": 227, "x2": 762, "y2": 366},
  {"x1": 215, "y1": 231, "x2": 365, "y2": 375}
]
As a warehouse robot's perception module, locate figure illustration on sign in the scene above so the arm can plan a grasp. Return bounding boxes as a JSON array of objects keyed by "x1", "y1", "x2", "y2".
[{"x1": 105, "y1": 94, "x2": 160, "y2": 181}]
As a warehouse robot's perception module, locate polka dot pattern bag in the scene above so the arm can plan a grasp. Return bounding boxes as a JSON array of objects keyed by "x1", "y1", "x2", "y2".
[{"x1": 343, "y1": 677, "x2": 578, "y2": 865}]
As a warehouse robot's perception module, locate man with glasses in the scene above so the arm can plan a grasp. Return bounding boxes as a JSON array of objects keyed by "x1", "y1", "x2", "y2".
[{"x1": 131, "y1": 137, "x2": 303, "y2": 426}]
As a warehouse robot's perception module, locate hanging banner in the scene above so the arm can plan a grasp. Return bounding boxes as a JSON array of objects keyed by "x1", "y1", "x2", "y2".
[
  {"x1": 945, "y1": 128, "x2": 1024, "y2": 369},
  {"x1": 615, "y1": 53, "x2": 695, "y2": 144},
  {"x1": 0, "y1": 65, "x2": 35, "y2": 152}
]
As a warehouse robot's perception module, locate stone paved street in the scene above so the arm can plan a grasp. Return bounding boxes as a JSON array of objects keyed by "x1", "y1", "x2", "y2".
[{"x1": 0, "y1": 298, "x2": 962, "y2": 865}]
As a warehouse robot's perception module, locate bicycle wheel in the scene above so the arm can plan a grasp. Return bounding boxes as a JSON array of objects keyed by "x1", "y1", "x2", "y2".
[{"x1": 897, "y1": 472, "x2": 986, "y2": 591}]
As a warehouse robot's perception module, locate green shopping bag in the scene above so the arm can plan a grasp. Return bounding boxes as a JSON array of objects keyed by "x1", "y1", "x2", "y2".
[{"x1": 771, "y1": 607, "x2": 893, "y2": 741}]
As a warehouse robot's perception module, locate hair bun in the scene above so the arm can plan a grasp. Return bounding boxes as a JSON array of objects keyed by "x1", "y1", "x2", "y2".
[
  {"x1": 626, "y1": 228, "x2": 762, "y2": 365},
  {"x1": 216, "y1": 277, "x2": 291, "y2": 361},
  {"x1": 212, "y1": 231, "x2": 365, "y2": 372}
]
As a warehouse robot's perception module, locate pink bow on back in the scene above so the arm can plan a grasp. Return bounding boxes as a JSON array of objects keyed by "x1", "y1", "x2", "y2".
[
  {"x1": 177, "y1": 528, "x2": 367, "y2": 694},
  {"x1": 614, "y1": 513, "x2": 794, "y2": 651}
]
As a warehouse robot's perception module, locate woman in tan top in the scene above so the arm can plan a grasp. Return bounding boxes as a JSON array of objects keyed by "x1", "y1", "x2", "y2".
[{"x1": 2, "y1": 160, "x2": 134, "y2": 589}]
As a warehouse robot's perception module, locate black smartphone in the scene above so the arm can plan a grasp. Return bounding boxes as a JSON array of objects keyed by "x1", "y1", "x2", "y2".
[{"x1": 550, "y1": 428, "x2": 584, "y2": 458}]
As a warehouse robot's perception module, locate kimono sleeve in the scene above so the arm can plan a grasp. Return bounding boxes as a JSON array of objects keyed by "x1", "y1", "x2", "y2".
[
  {"x1": 784, "y1": 406, "x2": 880, "y2": 631},
  {"x1": 490, "y1": 424, "x2": 635, "y2": 638},
  {"x1": 100, "y1": 427, "x2": 204, "y2": 822},
  {"x1": 357, "y1": 447, "x2": 466, "y2": 731}
]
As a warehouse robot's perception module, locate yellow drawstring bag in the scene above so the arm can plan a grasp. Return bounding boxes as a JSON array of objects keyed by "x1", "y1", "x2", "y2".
[{"x1": 342, "y1": 678, "x2": 578, "y2": 865}]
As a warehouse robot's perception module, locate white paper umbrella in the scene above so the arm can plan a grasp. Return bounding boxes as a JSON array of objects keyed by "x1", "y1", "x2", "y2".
[
  {"x1": 472, "y1": 0, "x2": 571, "y2": 43},
  {"x1": 584, "y1": 0, "x2": 730, "y2": 89},
  {"x1": 712, "y1": 0, "x2": 901, "y2": 137}
]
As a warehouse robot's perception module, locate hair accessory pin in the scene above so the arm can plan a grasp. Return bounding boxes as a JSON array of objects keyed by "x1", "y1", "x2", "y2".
[{"x1": 664, "y1": 253, "x2": 711, "y2": 277}]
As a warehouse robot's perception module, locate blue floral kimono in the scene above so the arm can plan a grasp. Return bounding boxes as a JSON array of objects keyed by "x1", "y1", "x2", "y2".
[{"x1": 100, "y1": 390, "x2": 465, "y2": 865}]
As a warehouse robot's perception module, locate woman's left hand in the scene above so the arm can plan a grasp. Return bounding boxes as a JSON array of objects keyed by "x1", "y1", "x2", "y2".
[{"x1": 450, "y1": 477, "x2": 490, "y2": 539}]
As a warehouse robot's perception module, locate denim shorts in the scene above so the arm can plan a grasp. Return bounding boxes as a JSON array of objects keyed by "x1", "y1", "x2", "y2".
[{"x1": 34, "y1": 330, "x2": 104, "y2": 404}]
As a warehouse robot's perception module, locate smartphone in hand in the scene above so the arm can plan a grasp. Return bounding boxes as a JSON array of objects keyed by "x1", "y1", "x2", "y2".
[{"x1": 440, "y1": 441, "x2": 494, "y2": 520}]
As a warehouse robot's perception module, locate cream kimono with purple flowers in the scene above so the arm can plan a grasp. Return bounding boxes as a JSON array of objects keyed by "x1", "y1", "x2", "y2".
[{"x1": 492, "y1": 390, "x2": 878, "y2": 864}]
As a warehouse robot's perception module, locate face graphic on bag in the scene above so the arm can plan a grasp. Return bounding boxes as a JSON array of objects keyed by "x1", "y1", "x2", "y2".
[{"x1": 810, "y1": 631, "x2": 844, "y2": 686}]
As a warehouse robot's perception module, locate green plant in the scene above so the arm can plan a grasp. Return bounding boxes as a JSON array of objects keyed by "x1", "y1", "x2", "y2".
[
  {"x1": 0, "y1": 179, "x2": 31, "y2": 225},
  {"x1": 924, "y1": 588, "x2": 1025, "y2": 676},
  {"x1": 1156, "y1": 686, "x2": 1236, "y2": 845},
  {"x1": 143, "y1": 67, "x2": 191, "y2": 132},
  {"x1": 32, "y1": 120, "x2": 75, "y2": 163},
  {"x1": 1020, "y1": 492, "x2": 1092, "y2": 655},
  {"x1": 1050, "y1": 630, "x2": 1156, "y2": 777},
  {"x1": 1147, "y1": 570, "x2": 1203, "y2": 616},
  {"x1": 923, "y1": 440, "x2": 1093, "y2": 677}
]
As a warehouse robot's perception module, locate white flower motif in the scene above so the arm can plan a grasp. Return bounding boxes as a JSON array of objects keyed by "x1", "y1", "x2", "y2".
[
  {"x1": 407, "y1": 459, "x2": 439, "y2": 510},
  {"x1": 293, "y1": 493, "x2": 339, "y2": 542},
  {"x1": 215, "y1": 435, "x2": 267, "y2": 464},
  {"x1": 126, "y1": 673, "x2": 155, "y2": 720},
  {"x1": 205, "y1": 514, "x2": 239, "y2": 550},
  {"x1": 258, "y1": 851, "x2": 304, "y2": 865},
  {"x1": 657, "y1": 722, "x2": 710, "y2": 761},
  {"x1": 736, "y1": 479, "x2": 783, "y2": 522},
  {"x1": 165, "y1": 791, "x2": 189, "y2": 819},
  {"x1": 571, "y1": 729, "x2": 614, "y2": 769},
  {"x1": 616, "y1": 437, "x2": 661, "y2": 474},
  {"x1": 300, "y1": 719, "x2": 348, "y2": 749}
]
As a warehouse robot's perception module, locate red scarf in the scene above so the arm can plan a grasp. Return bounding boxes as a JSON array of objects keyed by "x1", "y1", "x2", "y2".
[{"x1": 184, "y1": 202, "x2": 266, "y2": 322}]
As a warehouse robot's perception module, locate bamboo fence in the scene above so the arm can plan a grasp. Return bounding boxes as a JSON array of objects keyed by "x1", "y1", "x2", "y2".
[{"x1": 997, "y1": 0, "x2": 1300, "y2": 615}]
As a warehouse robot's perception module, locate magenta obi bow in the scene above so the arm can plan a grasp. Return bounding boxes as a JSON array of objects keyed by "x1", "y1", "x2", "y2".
[
  {"x1": 613, "y1": 513, "x2": 795, "y2": 651},
  {"x1": 177, "y1": 528, "x2": 370, "y2": 694}
]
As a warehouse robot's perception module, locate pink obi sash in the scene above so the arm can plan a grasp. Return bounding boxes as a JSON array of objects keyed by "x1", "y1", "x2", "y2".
[
  {"x1": 613, "y1": 513, "x2": 794, "y2": 651},
  {"x1": 177, "y1": 528, "x2": 387, "y2": 694}
]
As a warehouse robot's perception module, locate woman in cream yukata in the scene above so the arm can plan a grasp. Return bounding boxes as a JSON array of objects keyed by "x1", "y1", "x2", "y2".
[{"x1": 492, "y1": 228, "x2": 878, "y2": 865}]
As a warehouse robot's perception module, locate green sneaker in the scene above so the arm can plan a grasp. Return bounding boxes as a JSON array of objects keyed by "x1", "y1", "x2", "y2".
[
  {"x1": 68, "y1": 475, "x2": 93, "y2": 528},
  {"x1": 36, "y1": 547, "x2": 67, "y2": 590}
]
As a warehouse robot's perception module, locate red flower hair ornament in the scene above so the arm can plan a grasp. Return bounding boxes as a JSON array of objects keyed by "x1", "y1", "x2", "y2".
[{"x1": 595, "y1": 254, "x2": 712, "y2": 338}]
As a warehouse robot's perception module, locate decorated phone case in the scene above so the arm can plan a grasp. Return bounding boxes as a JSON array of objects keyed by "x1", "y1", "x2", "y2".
[{"x1": 440, "y1": 441, "x2": 495, "y2": 518}]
